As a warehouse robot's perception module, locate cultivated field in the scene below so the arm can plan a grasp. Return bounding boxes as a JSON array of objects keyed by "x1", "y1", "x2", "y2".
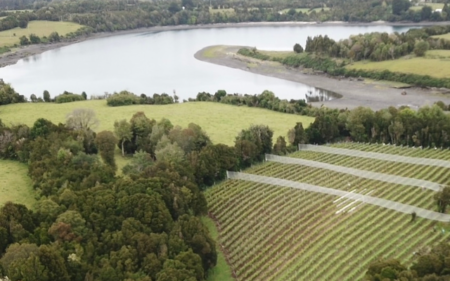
[
  {"x1": 0, "y1": 101, "x2": 313, "y2": 145},
  {"x1": 0, "y1": 20, "x2": 84, "y2": 48},
  {"x1": 0, "y1": 160, "x2": 35, "y2": 208},
  {"x1": 346, "y1": 50, "x2": 450, "y2": 79},
  {"x1": 205, "y1": 143, "x2": 450, "y2": 280}
]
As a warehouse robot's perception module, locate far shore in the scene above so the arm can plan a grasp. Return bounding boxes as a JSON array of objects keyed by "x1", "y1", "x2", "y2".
[
  {"x1": 194, "y1": 45, "x2": 450, "y2": 110},
  {"x1": 1, "y1": 20, "x2": 450, "y2": 68}
]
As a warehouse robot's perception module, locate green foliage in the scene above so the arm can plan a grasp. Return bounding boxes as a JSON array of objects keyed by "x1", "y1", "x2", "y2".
[
  {"x1": 0, "y1": 114, "x2": 218, "y2": 280},
  {"x1": 55, "y1": 91, "x2": 85, "y2": 103},
  {"x1": 43, "y1": 90, "x2": 50, "y2": 102},
  {"x1": 19, "y1": 35, "x2": 29, "y2": 45},
  {"x1": 392, "y1": 0, "x2": 410, "y2": 15},
  {"x1": 293, "y1": 43, "x2": 304, "y2": 53},
  {"x1": 29, "y1": 33, "x2": 40, "y2": 44},
  {"x1": 414, "y1": 40, "x2": 430, "y2": 57},
  {"x1": 434, "y1": 186, "x2": 450, "y2": 213},
  {"x1": 0, "y1": 81, "x2": 26, "y2": 106},
  {"x1": 48, "y1": 31, "x2": 60, "y2": 42},
  {"x1": 114, "y1": 119, "x2": 133, "y2": 156},
  {"x1": 235, "y1": 124, "x2": 273, "y2": 167},
  {"x1": 237, "y1": 47, "x2": 270, "y2": 60},
  {"x1": 107, "y1": 91, "x2": 174, "y2": 107},
  {"x1": 193, "y1": 89, "x2": 310, "y2": 116},
  {"x1": 95, "y1": 131, "x2": 117, "y2": 170},
  {"x1": 365, "y1": 259, "x2": 408, "y2": 280}
]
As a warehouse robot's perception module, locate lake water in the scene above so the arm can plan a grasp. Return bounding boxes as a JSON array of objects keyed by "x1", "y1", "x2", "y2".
[{"x1": 0, "y1": 25, "x2": 419, "y2": 101}]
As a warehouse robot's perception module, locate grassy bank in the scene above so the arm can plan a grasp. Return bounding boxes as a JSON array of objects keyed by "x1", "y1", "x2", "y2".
[
  {"x1": 0, "y1": 20, "x2": 84, "y2": 48},
  {"x1": 201, "y1": 217, "x2": 234, "y2": 281},
  {"x1": 0, "y1": 160, "x2": 35, "y2": 209},
  {"x1": 0, "y1": 101, "x2": 313, "y2": 145},
  {"x1": 346, "y1": 50, "x2": 450, "y2": 79}
]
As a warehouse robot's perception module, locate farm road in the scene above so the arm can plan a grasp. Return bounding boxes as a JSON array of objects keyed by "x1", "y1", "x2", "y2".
[
  {"x1": 227, "y1": 172, "x2": 450, "y2": 222},
  {"x1": 265, "y1": 154, "x2": 442, "y2": 191},
  {"x1": 301, "y1": 145, "x2": 450, "y2": 169}
]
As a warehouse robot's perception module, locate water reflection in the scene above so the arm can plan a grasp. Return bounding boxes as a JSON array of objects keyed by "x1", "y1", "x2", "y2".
[{"x1": 305, "y1": 88, "x2": 342, "y2": 102}]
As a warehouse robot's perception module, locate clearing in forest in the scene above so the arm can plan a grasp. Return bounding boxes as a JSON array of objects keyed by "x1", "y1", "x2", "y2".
[
  {"x1": 205, "y1": 143, "x2": 450, "y2": 281},
  {"x1": 0, "y1": 159, "x2": 35, "y2": 208}
]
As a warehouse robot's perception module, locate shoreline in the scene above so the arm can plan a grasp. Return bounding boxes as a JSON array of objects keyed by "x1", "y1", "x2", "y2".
[
  {"x1": 194, "y1": 45, "x2": 450, "y2": 110},
  {"x1": 1, "y1": 21, "x2": 450, "y2": 68}
]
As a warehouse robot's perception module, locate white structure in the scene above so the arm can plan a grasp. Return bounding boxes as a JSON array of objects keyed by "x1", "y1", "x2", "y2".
[{"x1": 435, "y1": 8, "x2": 442, "y2": 13}]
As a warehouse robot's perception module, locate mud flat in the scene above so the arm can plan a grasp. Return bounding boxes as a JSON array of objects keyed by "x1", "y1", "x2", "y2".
[{"x1": 195, "y1": 45, "x2": 450, "y2": 110}]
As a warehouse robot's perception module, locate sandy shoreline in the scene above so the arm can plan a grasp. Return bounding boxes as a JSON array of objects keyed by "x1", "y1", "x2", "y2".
[
  {"x1": 194, "y1": 45, "x2": 450, "y2": 110},
  {"x1": 1, "y1": 21, "x2": 449, "y2": 68}
]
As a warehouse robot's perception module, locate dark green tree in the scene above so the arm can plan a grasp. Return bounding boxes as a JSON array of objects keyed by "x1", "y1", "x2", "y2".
[
  {"x1": 43, "y1": 90, "x2": 50, "y2": 102},
  {"x1": 95, "y1": 131, "x2": 117, "y2": 170},
  {"x1": 434, "y1": 186, "x2": 450, "y2": 213},
  {"x1": 293, "y1": 43, "x2": 304, "y2": 53}
]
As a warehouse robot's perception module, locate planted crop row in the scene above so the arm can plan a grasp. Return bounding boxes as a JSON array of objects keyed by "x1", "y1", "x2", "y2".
[{"x1": 205, "y1": 145, "x2": 450, "y2": 280}]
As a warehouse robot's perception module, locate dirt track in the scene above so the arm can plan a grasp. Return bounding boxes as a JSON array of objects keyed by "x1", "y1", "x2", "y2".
[{"x1": 195, "y1": 45, "x2": 450, "y2": 110}]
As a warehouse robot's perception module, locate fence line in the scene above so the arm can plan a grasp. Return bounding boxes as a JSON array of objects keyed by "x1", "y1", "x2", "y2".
[
  {"x1": 265, "y1": 154, "x2": 442, "y2": 191},
  {"x1": 299, "y1": 144, "x2": 450, "y2": 169},
  {"x1": 226, "y1": 171, "x2": 450, "y2": 222}
]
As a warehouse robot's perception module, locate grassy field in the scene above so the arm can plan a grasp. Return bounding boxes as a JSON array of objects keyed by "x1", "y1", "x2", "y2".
[
  {"x1": 0, "y1": 101, "x2": 313, "y2": 146},
  {"x1": 433, "y1": 33, "x2": 450, "y2": 41},
  {"x1": 0, "y1": 20, "x2": 84, "y2": 48},
  {"x1": 258, "y1": 50, "x2": 303, "y2": 60},
  {"x1": 346, "y1": 50, "x2": 450, "y2": 79},
  {"x1": 410, "y1": 3, "x2": 444, "y2": 11},
  {"x1": 0, "y1": 160, "x2": 35, "y2": 209},
  {"x1": 205, "y1": 143, "x2": 450, "y2": 280}
]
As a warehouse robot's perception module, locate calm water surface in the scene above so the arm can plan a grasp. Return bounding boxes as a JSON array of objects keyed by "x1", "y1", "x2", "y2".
[{"x1": 0, "y1": 25, "x2": 418, "y2": 101}]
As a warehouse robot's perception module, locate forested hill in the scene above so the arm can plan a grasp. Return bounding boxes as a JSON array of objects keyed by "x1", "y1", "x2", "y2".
[{"x1": 1, "y1": 0, "x2": 449, "y2": 34}]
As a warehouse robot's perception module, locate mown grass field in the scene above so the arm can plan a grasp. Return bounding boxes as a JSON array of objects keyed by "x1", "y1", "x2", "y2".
[
  {"x1": 0, "y1": 160, "x2": 35, "y2": 209},
  {"x1": 346, "y1": 50, "x2": 450, "y2": 79},
  {"x1": 205, "y1": 143, "x2": 450, "y2": 280},
  {"x1": 0, "y1": 101, "x2": 313, "y2": 145},
  {"x1": 0, "y1": 20, "x2": 84, "y2": 48}
]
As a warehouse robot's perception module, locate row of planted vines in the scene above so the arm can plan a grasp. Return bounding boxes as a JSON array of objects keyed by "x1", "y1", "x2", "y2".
[{"x1": 205, "y1": 144, "x2": 450, "y2": 281}]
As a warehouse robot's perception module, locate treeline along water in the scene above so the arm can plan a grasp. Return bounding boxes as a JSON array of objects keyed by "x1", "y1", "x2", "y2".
[{"x1": 0, "y1": 25, "x2": 417, "y2": 101}]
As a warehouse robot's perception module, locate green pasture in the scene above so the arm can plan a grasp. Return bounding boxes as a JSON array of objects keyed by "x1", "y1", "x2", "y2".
[
  {"x1": 0, "y1": 101, "x2": 313, "y2": 146},
  {"x1": 0, "y1": 20, "x2": 84, "y2": 48},
  {"x1": 346, "y1": 50, "x2": 450, "y2": 79}
]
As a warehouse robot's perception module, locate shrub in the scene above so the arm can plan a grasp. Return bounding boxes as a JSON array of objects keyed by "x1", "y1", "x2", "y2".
[
  {"x1": 55, "y1": 91, "x2": 85, "y2": 103},
  {"x1": 106, "y1": 91, "x2": 140, "y2": 106},
  {"x1": 293, "y1": 43, "x2": 304, "y2": 53}
]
